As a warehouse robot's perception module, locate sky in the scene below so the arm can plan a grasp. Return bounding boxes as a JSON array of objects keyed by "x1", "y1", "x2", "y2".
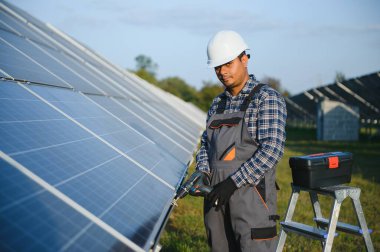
[{"x1": 11, "y1": 0, "x2": 380, "y2": 95}]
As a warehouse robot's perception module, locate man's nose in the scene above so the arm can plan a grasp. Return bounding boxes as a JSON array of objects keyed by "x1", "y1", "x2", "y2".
[{"x1": 219, "y1": 65, "x2": 228, "y2": 75}]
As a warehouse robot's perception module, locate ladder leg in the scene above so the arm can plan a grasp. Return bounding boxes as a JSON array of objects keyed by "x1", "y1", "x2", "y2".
[
  {"x1": 323, "y1": 199, "x2": 341, "y2": 252},
  {"x1": 276, "y1": 186, "x2": 300, "y2": 252},
  {"x1": 309, "y1": 192, "x2": 324, "y2": 248},
  {"x1": 310, "y1": 192, "x2": 323, "y2": 219},
  {"x1": 351, "y1": 198, "x2": 374, "y2": 252}
]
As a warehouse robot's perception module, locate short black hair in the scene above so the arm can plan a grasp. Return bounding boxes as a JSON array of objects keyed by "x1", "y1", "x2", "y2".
[{"x1": 238, "y1": 51, "x2": 250, "y2": 60}]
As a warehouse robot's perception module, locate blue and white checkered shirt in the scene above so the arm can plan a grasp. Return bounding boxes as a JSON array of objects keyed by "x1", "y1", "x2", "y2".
[{"x1": 196, "y1": 75, "x2": 287, "y2": 188}]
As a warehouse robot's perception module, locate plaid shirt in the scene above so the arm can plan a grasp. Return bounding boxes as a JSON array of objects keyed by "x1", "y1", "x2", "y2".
[{"x1": 196, "y1": 75, "x2": 287, "y2": 188}]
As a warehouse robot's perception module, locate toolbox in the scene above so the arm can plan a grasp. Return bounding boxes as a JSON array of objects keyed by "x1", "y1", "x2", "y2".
[{"x1": 289, "y1": 152, "x2": 353, "y2": 188}]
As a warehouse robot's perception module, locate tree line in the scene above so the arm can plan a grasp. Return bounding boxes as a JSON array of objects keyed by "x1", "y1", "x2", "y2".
[{"x1": 132, "y1": 55, "x2": 289, "y2": 112}]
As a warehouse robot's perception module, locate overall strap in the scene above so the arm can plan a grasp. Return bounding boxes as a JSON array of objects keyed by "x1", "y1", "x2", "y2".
[
  {"x1": 215, "y1": 93, "x2": 228, "y2": 114},
  {"x1": 215, "y1": 83, "x2": 265, "y2": 114},
  {"x1": 240, "y1": 83, "x2": 265, "y2": 111}
]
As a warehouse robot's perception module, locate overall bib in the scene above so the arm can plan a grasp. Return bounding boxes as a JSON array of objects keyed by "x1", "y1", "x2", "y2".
[{"x1": 204, "y1": 84, "x2": 278, "y2": 252}]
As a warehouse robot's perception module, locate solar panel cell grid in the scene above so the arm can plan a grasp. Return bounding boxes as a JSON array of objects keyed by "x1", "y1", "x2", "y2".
[
  {"x1": 86, "y1": 95, "x2": 194, "y2": 166},
  {"x1": 39, "y1": 28, "x2": 103, "y2": 69},
  {"x1": 56, "y1": 155, "x2": 147, "y2": 216},
  {"x1": 1, "y1": 31, "x2": 76, "y2": 88},
  {"x1": 13, "y1": 138, "x2": 121, "y2": 185},
  {"x1": 158, "y1": 104, "x2": 201, "y2": 140},
  {"x1": 48, "y1": 53, "x2": 125, "y2": 97},
  {"x1": 0, "y1": 11, "x2": 56, "y2": 50},
  {"x1": 28, "y1": 85, "x2": 187, "y2": 181},
  {"x1": 127, "y1": 143, "x2": 187, "y2": 185},
  {"x1": 0, "y1": 35, "x2": 69, "y2": 86},
  {"x1": 126, "y1": 100, "x2": 197, "y2": 145},
  {"x1": 1, "y1": 1, "x2": 206, "y2": 250},
  {"x1": 125, "y1": 100, "x2": 193, "y2": 145},
  {"x1": 92, "y1": 66, "x2": 156, "y2": 101},
  {"x1": 3, "y1": 29, "x2": 114, "y2": 95},
  {"x1": 0, "y1": 82, "x2": 179, "y2": 250},
  {"x1": 0, "y1": 159, "x2": 133, "y2": 252},
  {"x1": 101, "y1": 174, "x2": 173, "y2": 248}
]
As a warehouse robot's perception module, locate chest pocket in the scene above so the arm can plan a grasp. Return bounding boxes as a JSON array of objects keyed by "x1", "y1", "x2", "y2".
[
  {"x1": 207, "y1": 83, "x2": 265, "y2": 163},
  {"x1": 209, "y1": 117, "x2": 242, "y2": 129},
  {"x1": 208, "y1": 116, "x2": 243, "y2": 161}
]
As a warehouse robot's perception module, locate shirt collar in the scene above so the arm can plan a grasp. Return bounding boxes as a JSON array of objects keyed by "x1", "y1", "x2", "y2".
[{"x1": 224, "y1": 74, "x2": 258, "y2": 97}]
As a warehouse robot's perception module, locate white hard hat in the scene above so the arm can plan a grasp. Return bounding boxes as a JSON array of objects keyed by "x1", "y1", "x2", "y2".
[{"x1": 207, "y1": 30, "x2": 249, "y2": 68}]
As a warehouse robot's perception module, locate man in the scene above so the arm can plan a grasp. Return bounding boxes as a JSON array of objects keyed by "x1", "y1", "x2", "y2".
[{"x1": 190, "y1": 30, "x2": 287, "y2": 251}]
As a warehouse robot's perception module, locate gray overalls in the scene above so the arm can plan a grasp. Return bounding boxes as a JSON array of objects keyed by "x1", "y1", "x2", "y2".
[{"x1": 204, "y1": 84, "x2": 278, "y2": 252}]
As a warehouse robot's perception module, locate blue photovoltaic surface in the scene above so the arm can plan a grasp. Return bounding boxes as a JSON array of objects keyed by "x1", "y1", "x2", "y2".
[
  {"x1": 2, "y1": 15, "x2": 126, "y2": 97},
  {"x1": 1, "y1": 30, "x2": 109, "y2": 95},
  {"x1": 119, "y1": 99, "x2": 196, "y2": 151},
  {"x1": 0, "y1": 31, "x2": 72, "y2": 88},
  {"x1": 0, "y1": 159, "x2": 135, "y2": 252},
  {"x1": 88, "y1": 95, "x2": 193, "y2": 165},
  {"x1": 0, "y1": 10, "x2": 126, "y2": 97},
  {"x1": 30, "y1": 84, "x2": 188, "y2": 185},
  {"x1": 0, "y1": 81, "x2": 176, "y2": 250},
  {"x1": 1, "y1": 0, "x2": 103, "y2": 69},
  {"x1": 159, "y1": 104, "x2": 201, "y2": 140},
  {"x1": 0, "y1": 10, "x2": 57, "y2": 50},
  {"x1": 0, "y1": 1, "x2": 205, "y2": 250}
]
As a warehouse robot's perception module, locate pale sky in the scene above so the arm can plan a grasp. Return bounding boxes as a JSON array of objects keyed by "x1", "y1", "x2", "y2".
[{"x1": 11, "y1": 0, "x2": 380, "y2": 95}]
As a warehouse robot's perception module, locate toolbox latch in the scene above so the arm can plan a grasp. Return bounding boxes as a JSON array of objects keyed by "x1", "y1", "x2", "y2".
[{"x1": 328, "y1": 156, "x2": 339, "y2": 169}]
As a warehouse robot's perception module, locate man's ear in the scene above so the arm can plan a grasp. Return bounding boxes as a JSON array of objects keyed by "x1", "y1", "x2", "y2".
[{"x1": 241, "y1": 54, "x2": 249, "y2": 67}]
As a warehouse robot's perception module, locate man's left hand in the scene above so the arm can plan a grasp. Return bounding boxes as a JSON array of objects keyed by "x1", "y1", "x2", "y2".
[{"x1": 207, "y1": 177, "x2": 237, "y2": 211}]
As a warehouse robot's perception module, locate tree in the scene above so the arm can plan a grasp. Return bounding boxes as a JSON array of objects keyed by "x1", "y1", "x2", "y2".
[
  {"x1": 335, "y1": 71, "x2": 346, "y2": 83},
  {"x1": 133, "y1": 54, "x2": 158, "y2": 85},
  {"x1": 197, "y1": 81, "x2": 224, "y2": 111},
  {"x1": 158, "y1": 77, "x2": 199, "y2": 104},
  {"x1": 134, "y1": 68, "x2": 158, "y2": 85},
  {"x1": 261, "y1": 76, "x2": 290, "y2": 97},
  {"x1": 135, "y1": 54, "x2": 158, "y2": 75}
]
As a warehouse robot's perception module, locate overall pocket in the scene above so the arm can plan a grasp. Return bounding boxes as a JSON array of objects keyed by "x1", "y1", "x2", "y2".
[
  {"x1": 219, "y1": 142, "x2": 236, "y2": 161},
  {"x1": 251, "y1": 226, "x2": 277, "y2": 240}
]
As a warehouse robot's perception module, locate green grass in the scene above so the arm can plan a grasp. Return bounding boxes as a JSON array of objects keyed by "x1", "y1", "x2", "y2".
[{"x1": 160, "y1": 127, "x2": 380, "y2": 251}]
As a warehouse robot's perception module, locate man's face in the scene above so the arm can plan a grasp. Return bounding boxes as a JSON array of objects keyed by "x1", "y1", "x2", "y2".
[{"x1": 214, "y1": 54, "x2": 249, "y2": 94}]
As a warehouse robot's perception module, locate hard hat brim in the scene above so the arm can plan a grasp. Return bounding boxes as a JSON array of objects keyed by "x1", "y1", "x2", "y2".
[{"x1": 207, "y1": 49, "x2": 250, "y2": 68}]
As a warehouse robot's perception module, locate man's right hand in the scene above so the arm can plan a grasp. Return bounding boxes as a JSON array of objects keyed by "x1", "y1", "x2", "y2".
[{"x1": 189, "y1": 171, "x2": 212, "y2": 197}]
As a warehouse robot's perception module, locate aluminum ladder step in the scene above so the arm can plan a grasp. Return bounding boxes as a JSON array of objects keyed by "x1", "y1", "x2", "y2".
[
  {"x1": 276, "y1": 184, "x2": 374, "y2": 252},
  {"x1": 314, "y1": 217, "x2": 373, "y2": 236},
  {"x1": 280, "y1": 221, "x2": 338, "y2": 241}
]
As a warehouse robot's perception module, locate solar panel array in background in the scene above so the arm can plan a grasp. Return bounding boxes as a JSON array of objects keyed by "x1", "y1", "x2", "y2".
[
  {"x1": 0, "y1": 1, "x2": 206, "y2": 251},
  {"x1": 286, "y1": 72, "x2": 380, "y2": 124}
]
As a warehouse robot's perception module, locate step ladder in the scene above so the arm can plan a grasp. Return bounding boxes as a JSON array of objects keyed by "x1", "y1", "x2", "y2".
[{"x1": 276, "y1": 184, "x2": 374, "y2": 252}]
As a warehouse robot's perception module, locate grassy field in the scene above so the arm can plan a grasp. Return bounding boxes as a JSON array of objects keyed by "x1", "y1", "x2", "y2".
[{"x1": 160, "y1": 127, "x2": 380, "y2": 251}]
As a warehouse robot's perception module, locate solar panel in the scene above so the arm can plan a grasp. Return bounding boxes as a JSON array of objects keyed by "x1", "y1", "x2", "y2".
[
  {"x1": 287, "y1": 72, "x2": 380, "y2": 123},
  {"x1": 0, "y1": 158, "x2": 136, "y2": 252},
  {"x1": 87, "y1": 95, "x2": 194, "y2": 162},
  {"x1": 0, "y1": 33, "x2": 72, "y2": 87},
  {"x1": 0, "y1": 10, "x2": 57, "y2": 50},
  {"x1": 0, "y1": 1, "x2": 205, "y2": 251}
]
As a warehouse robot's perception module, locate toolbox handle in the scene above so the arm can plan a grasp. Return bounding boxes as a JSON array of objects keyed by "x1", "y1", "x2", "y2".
[{"x1": 308, "y1": 153, "x2": 327, "y2": 157}]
